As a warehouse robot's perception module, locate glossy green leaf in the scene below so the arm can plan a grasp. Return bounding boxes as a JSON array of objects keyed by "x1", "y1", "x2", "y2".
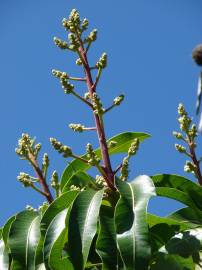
[
  {"x1": 68, "y1": 188, "x2": 104, "y2": 270},
  {"x1": 96, "y1": 202, "x2": 118, "y2": 270},
  {"x1": 62, "y1": 172, "x2": 97, "y2": 193},
  {"x1": 8, "y1": 210, "x2": 40, "y2": 270},
  {"x1": 35, "y1": 190, "x2": 79, "y2": 269},
  {"x1": 61, "y1": 132, "x2": 150, "y2": 191},
  {"x1": 43, "y1": 209, "x2": 74, "y2": 270},
  {"x1": 147, "y1": 214, "x2": 189, "y2": 231},
  {"x1": 168, "y1": 207, "x2": 202, "y2": 227},
  {"x1": 151, "y1": 174, "x2": 202, "y2": 211},
  {"x1": 2, "y1": 216, "x2": 15, "y2": 247},
  {"x1": 115, "y1": 175, "x2": 156, "y2": 270},
  {"x1": 0, "y1": 240, "x2": 10, "y2": 270}
]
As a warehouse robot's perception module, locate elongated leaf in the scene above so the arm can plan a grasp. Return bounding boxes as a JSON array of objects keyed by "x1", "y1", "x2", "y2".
[
  {"x1": 147, "y1": 214, "x2": 189, "y2": 231},
  {"x1": 35, "y1": 190, "x2": 79, "y2": 269},
  {"x1": 68, "y1": 188, "x2": 104, "y2": 270},
  {"x1": 61, "y1": 132, "x2": 150, "y2": 191},
  {"x1": 115, "y1": 175, "x2": 156, "y2": 270},
  {"x1": 151, "y1": 174, "x2": 202, "y2": 211},
  {"x1": 8, "y1": 210, "x2": 40, "y2": 270},
  {"x1": 43, "y1": 209, "x2": 74, "y2": 270},
  {"x1": 168, "y1": 207, "x2": 202, "y2": 228},
  {"x1": 0, "y1": 240, "x2": 10, "y2": 270},
  {"x1": 96, "y1": 202, "x2": 118, "y2": 270},
  {"x1": 2, "y1": 216, "x2": 15, "y2": 247}
]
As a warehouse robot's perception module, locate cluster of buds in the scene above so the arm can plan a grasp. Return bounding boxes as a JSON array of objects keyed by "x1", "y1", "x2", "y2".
[
  {"x1": 69, "y1": 123, "x2": 85, "y2": 132},
  {"x1": 50, "y1": 138, "x2": 72, "y2": 158},
  {"x1": 174, "y1": 144, "x2": 186, "y2": 154},
  {"x1": 53, "y1": 37, "x2": 68, "y2": 50},
  {"x1": 184, "y1": 161, "x2": 197, "y2": 174},
  {"x1": 51, "y1": 170, "x2": 60, "y2": 197},
  {"x1": 120, "y1": 138, "x2": 140, "y2": 181},
  {"x1": 113, "y1": 94, "x2": 124, "y2": 106},
  {"x1": 92, "y1": 93, "x2": 104, "y2": 115},
  {"x1": 96, "y1": 53, "x2": 107, "y2": 69},
  {"x1": 120, "y1": 157, "x2": 129, "y2": 181},
  {"x1": 17, "y1": 172, "x2": 33, "y2": 187},
  {"x1": 85, "y1": 29, "x2": 98, "y2": 43},
  {"x1": 52, "y1": 69, "x2": 69, "y2": 80},
  {"x1": 173, "y1": 104, "x2": 202, "y2": 180},
  {"x1": 86, "y1": 143, "x2": 100, "y2": 165},
  {"x1": 52, "y1": 69, "x2": 74, "y2": 94},
  {"x1": 95, "y1": 175, "x2": 106, "y2": 188},
  {"x1": 177, "y1": 104, "x2": 192, "y2": 133},
  {"x1": 62, "y1": 9, "x2": 81, "y2": 33},
  {"x1": 70, "y1": 185, "x2": 81, "y2": 191},
  {"x1": 15, "y1": 133, "x2": 41, "y2": 160}
]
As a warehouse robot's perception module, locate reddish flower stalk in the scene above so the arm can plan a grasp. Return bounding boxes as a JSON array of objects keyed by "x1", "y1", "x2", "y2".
[{"x1": 79, "y1": 47, "x2": 116, "y2": 190}]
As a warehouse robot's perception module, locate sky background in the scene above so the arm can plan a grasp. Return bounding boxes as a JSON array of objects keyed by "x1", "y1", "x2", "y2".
[{"x1": 0, "y1": 0, "x2": 201, "y2": 225}]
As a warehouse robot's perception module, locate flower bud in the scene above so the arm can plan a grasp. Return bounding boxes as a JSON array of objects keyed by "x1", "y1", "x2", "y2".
[
  {"x1": 113, "y1": 94, "x2": 124, "y2": 106},
  {"x1": 172, "y1": 131, "x2": 183, "y2": 140},
  {"x1": 175, "y1": 144, "x2": 186, "y2": 153},
  {"x1": 53, "y1": 37, "x2": 68, "y2": 49},
  {"x1": 76, "y1": 58, "x2": 82, "y2": 66},
  {"x1": 69, "y1": 123, "x2": 84, "y2": 132}
]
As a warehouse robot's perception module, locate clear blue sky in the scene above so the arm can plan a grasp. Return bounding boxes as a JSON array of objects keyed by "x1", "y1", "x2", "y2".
[{"x1": 0, "y1": 0, "x2": 201, "y2": 225}]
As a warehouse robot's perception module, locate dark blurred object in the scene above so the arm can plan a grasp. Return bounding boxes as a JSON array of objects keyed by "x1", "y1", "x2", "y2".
[{"x1": 192, "y1": 44, "x2": 202, "y2": 66}]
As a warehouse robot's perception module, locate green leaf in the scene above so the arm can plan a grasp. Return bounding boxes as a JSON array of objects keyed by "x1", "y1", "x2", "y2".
[
  {"x1": 115, "y1": 175, "x2": 156, "y2": 270},
  {"x1": 61, "y1": 132, "x2": 150, "y2": 191},
  {"x1": 96, "y1": 201, "x2": 118, "y2": 270},
  {"x1": 43, "y1": 209, "x2": 74, "y2": 270},
  {"x1": 0, "y1": 240, "x2": 10, "y2": 270},
  {"x1": 35, "y1": 190, "x2": 79, "y2": 269},
  {"x1": 147, "y1": 214, "x2": 190, "y2": 231},
  {"x1": 2, "y1": 216, "x2": 15, "y2": 247},
  {"x1": 168, "y1": 207, "x2": 202, "y2": 228},
  {"x1": 162, "y1": 228, "x2": 202, "y2": 258},
  {"x1": 62, "y1": 172, "x2": 97, "y2": 193},
  {"x1": 151, "y1": 174, "x2": 202, "y2": 211},
  {"x1": 8, "y1": 210, "x2": 40, "y2": 270},
  {"x1": 150, "y1": 253, "x2": 194, "y2": 270},
  {"x1": 68, "y1": 188, "x2": 104, "y2": 270}
]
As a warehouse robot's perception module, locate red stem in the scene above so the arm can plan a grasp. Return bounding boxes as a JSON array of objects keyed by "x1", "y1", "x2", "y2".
[
  {"x1": 29, "y1": 155, "x2": 54, "y2": 203},
  {"x1": 79, "y1": 48, "x2": 115, "y2": 190},
  {"x1": 188, "y1": 141, "x2": 202, "y2": 185}
]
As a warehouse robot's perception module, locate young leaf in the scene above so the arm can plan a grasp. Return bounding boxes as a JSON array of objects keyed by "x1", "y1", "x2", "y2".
[
  {"x1": 115, "y1": 175, "x2": 156, "y2": 270},
  {"x1": 68, "y1": 188, "x2": 104, "y2": 270},
  {"x1": 61, "y1": 132, "x2": 150, "y2": 191}
]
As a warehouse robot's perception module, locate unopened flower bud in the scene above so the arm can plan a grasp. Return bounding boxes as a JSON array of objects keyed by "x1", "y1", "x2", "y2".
[
  {"x1": 175, "y1": 144, "x2": 186, "y2": 153},
  {"x1": 113, "y1": 94, "x2": 124, "y2": 106},
  {"x1": 53, "y1": 37, "x2": 68, "y2": 49},
  {"x1": 69, "y1": 123, "x2": 84, "y2": 132},
  {"x1": 76, "y1": 58, "x2": 82, "y2": 65},
  {"x1": 128, "y1": 138, "x2": 139, "y2": 156},
  {"x1": 184, "y1": 161, "x2": 196, "y2": 173},
  {"x1": 173, "y1": 131, "x2": 183, "y2": 140},
  {"x1": 178, "y1": 103, "x2": 187, "y2": 116}
]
